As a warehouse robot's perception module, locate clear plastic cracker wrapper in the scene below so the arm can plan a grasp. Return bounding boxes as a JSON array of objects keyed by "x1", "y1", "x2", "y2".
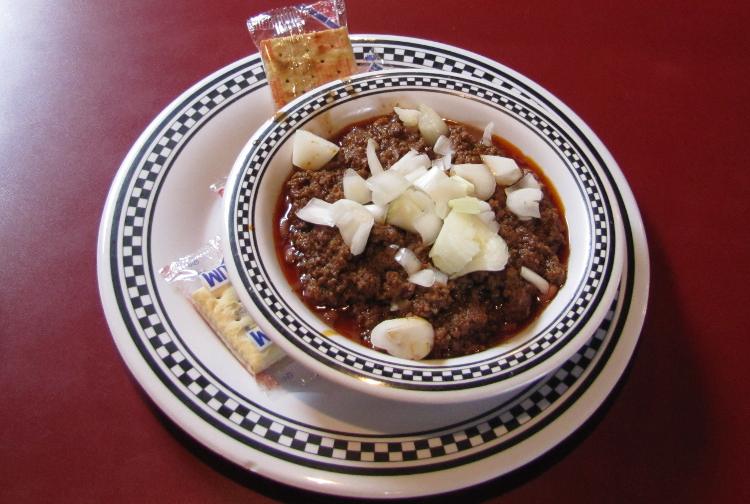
[
  {"x1": 247, "y1": 0, "x2": 357, "y2": 108},
  {"x1": 160, "y1": 237, "x2": 316, "y2": 391}
]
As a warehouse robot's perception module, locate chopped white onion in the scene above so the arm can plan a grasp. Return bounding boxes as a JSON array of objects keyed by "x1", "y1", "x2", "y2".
[
  {"x1": 394, "y1": 106, "x2": 420, "y2": 128},
  {"x1": 487, "y1": 220, "x2": 501, "y2": 233},
  {"x1": 431, "y1": 210, "x2": 509, "y2": 277},
  {"x1": 366, "y1": 171, "x2": 411, "y2": 206},
  {"x1": 417, "y1": 104, "x2": 448, "y2": 146},
  {"x1": 421, "y1": 176, "x2": 473, "y2": 219},
  {"x1": 364, "y1": 203, "x2": 387, "y2": 223},
  {"x1": 477, "y1": 209, "x2": 497, "y2": 225},
  {"x1": 295, "y1": 198, "x2": 336, "y2": 226},
  {"x1": 410, "y1": 189, "x2": 436, "y2": 213},
  {"x1": 413, "y1": 166, "x2": 448, "y2": 193},
  {"x1": 330, "y1": 198, "x2": 362, "y2": 221},
  {"x1": 506, "y1": 172, "x2": 541, "y2": 193},
  {"x1": 413, "y1": 211, "x2": 443, "y2": 245},
  {"x1": 448, "y1": 196, "x2": 490, "y2": 214},
  {"x1": 332, "y1": 201, "x2": 374, "y2": 255},
  {"x1": 292, "y1": 105, "x2": 532, "y2": 297},
  {"x1": 389, "y1": 150, "x2": 430, "y2": 176},
  {"x1": 478, "y1": 210, "x2": 501, "y2": 233},
  {"x1": 481, "y1": 122, "x2": 494, "y2": 146},
  {"x1": 455, "y1": 223, "x2": 509, "y2": 276},
  {"x1": 521, "y1": 266, "x2": 551, "y2": 294},
  {"x1": 432, "y1": 269, "x2": 448, "y2": 285},
  {"x1": 388, "y1": 149, "x2": 417, "y2": 172},
  {"x1": 431, "y1": 155, "x2": 452, "y2": 171},
  {"x1": 394, "y1": 247, "x2": 421, "y2": 275},
  {"x1": 408, "y1": 269, "x2": 436, "y2": 287},
  {"x1": 366, "y1": 138, "x2": 384, "y2": 176},
  {"x1": 449, "y1": 175, "x2": 475, "y2": 195},
  {"x1": 342, "y1": 168, "x2": 372, "y2": 204},
  {"x1": 433, "y1": 135, "x2": 454, "y2": 157},
  {"x1": 292, "y1": 130, "x2": 339, "y2": 171},
  {"x1": 429, "y1": 211, "x2": 481, "y2": 274},
  {"x1": 506, "y1": 187, "x2": 543, "y2": 220},
  {"x1": 481, "y1": 155, "x2": 523, "y2": 186},
  {"x1": 404, "y1": 166, "x2": 428, "y2": 183},
  {"x1": 386, "y1": 190, "x2": 428, "y2": 233},
  {"x1": 451, "y1": 164, "x2": 496, "y2": 200},
  {"x1": 370, "y1": 317, "x2": 434, "y2": 360}
]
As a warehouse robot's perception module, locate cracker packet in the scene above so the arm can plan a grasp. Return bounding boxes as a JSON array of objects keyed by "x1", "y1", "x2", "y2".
[
  {"x1": 247, "y1": 0, "x2": 357, "y2": 108},
  {"x1": 160, "y1": 237, "x2": 316, "y2": 391}
]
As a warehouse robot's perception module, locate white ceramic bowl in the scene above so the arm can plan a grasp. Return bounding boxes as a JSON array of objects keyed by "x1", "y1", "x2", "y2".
[{"x1": 223, "y1": 69, "x2": 624, "y2": 403}]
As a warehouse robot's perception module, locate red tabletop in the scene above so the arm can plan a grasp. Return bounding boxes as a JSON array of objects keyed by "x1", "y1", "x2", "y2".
[{"x1": 3, "y1": 1, "x2": 749, "y2": 502}]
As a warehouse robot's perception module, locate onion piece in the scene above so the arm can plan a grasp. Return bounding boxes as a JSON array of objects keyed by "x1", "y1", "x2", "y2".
[
  {"x1": 506, "y1": 187, "x2": 543, "y2": 220},
  {"x1": 410, "y1": 189, "x2": 436, "y2": 212},
  {"x1": 366, "y1": 171, "x2": 411, "y2": 207},
  {"x1": 448, "y1": 196, "x2": 490, "y2": 214},
  {"x1": 387, "y1": 189, "x2": 440, "y2": 244},
  {"x1": 433, "y1": 182, "x2": 468, "y2": 218},
  {"x1": 404, "y1": 166, "x2": 428, "y2": 183},
  {"x1": 386, "y1": 189, "x2": 429, "y2": 233},
  {"x1": 433, "y1": 135, "x2": 454, "y2": 157},
  {"x1": 454, "y1": 215, "x2": 510, "y2": 277},
  {"x1": 478, "y1": 209, "x2": 496, "y2": 225},
  {"x1": 388, "y1": 149, "x2": 418, "y2": 172},
  {"x1": 364, "y1": 203, "x2": 387, "y2": 223},
  {"x1": 342, "y1": 168, "x2": 372, "y2": 204},
  {"x1": 429, "y1": 211, "x2": 481, "y2": 274},
  {"x1": 366, "y1": 138, "x2": 384, "y2": 175},
  {"x1": 292, "y1": 130, "x2": 340, "y2": 171},
  {"x1": 430, "y1": 209, "x2": 509, "y2": 277},
  {"x1": 370, "y1": 317, "x2": 434, "y2": 360},
  {"x1": 451, "y1": 164, "x2": 496, "y2": 200},
  {"x1": 394, "y1": 247, "x2": 421, "y2": 275},
  {"x1": 449, "y1": 175, "x2": 475, "y2": 195},
  {"x1": 521, "y1": 266, "x2": 551, "y2": 294},
  {"x1": 413, "y1": 211, "x2": 443, "y2": 245},
  {"x1": 330, "y1": 198, "x2": 362, "y2": 220},
  {"x1": 413, "y1": 166, "x2": 449, "y2": 193},
  {"x1": 394, "y1": 106, "x2": 420, "y2": 128},
  {"x1": 481, "y1": 122, "x2": 494, "y2": 146},
  {"x1": 506, "y1": 172, "x2": 541, "y2": 193},
  {"x1": 481, "y1": 155, "x2": 523, "y2": 186},
  {"x1": 389, "y1": 150, "x2": 430, "y2": 176},
  {"x1": 332, "y1": 200, "x2": 374, "y2": 255},
  {"x1": 431, "y1": 154, "x2": 452, "y2": 171},
  {"x1": 478, "y1": 210, "x2": 501, "y2": 233},
  {"x1": 417, "y1": 104, "x2": 448, "y2": 146},
  {"x1": 419, "y1": 175, "x2": 473, "y2": 219},
  {"x1": 432, "y1": 269, "x2": 449, "y2": 285},
  {"x1": 408, "y1": 269, "x2": 436, "y2": 287},
  {"x1": 295, "y1": 198, "x2": 336, "y2": 226}
]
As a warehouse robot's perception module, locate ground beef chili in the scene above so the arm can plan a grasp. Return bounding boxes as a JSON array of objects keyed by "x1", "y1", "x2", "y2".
[{"x1": 275, "y1": 113, "x2": 568, "y2": 359}]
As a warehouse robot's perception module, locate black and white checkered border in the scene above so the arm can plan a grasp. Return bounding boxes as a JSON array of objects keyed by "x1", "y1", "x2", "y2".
[
  {"x1": 352, "y1": 45, "x2": 536, "y2": 103},
  {"x1": 120, "y1": 64, "x2": 267, "y2": 341},
  {"x1": 233, "y1": 72, "x2": 612, "y2": 385},
  {"x1": 172, "y1": 300, "x2": 614, "y2": 466},
  {"x1": 111, "y1": 42, "x2": 622, "y2": 472}
]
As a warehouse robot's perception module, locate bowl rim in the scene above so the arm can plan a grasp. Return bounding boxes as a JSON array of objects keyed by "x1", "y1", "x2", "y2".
[{"x1": 223, "y1": 68, "x2": 624, "y2": 403}]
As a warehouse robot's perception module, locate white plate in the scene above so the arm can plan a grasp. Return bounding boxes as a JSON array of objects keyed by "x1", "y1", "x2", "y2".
[{"x1": 97, "y1": 35, "x2": 649, "y2": 498}]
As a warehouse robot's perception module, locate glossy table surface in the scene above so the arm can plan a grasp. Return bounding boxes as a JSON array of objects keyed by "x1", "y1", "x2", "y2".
[{"x1": 2, "y1": 1, "x2": 749, "y2": 502}]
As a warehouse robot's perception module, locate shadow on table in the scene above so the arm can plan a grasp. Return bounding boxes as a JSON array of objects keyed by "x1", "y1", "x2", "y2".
[{"x1": 143, "y1": 217, "x2": 713, "y2": 502}]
